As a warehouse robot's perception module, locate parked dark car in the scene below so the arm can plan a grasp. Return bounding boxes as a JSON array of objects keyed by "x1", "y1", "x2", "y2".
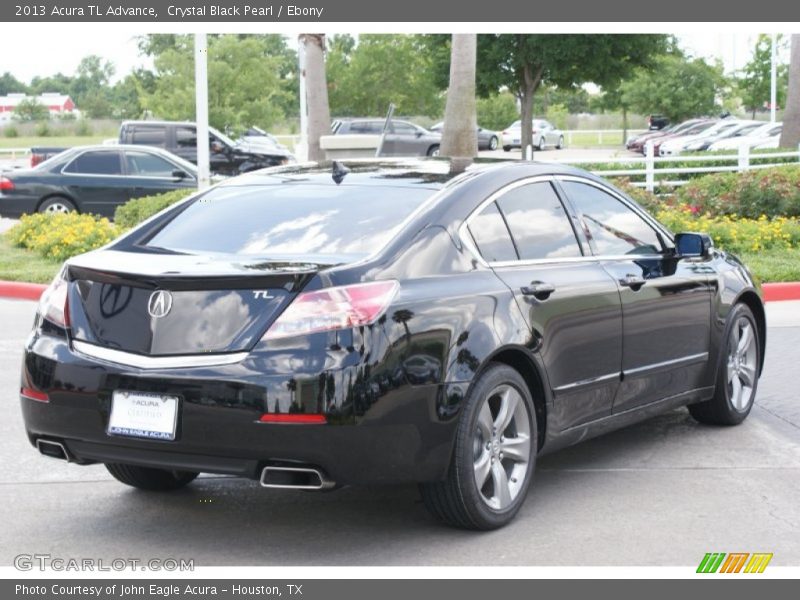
[
  {"x1": 625, "y1": 119, "x2": 710, "y2": 153},
  {"x1": 21, "y1": 159, "x2": 765, "y2": 530},
  {"x1": 332, "y1": 118, "x2": 441, "y2": 156},
  {"x1": 647, "y1": 114, "x2": 670, "y2": 130},
  {"x1": 429, "y1": 122, "x2": 500, "y2": 151},
  {"x1": 119, "y1": 121, "x2": 294, "y2": 176},
  {"x1": 0, "y1": 145, "x2": 200, "y2": 218}
]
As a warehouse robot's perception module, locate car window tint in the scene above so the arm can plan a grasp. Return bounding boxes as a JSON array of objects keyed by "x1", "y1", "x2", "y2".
[
  {"x1": 125, "y1": 151, "x2": 178, "y2": 177},
  {"x1": 393, "y1": 122, "x2": 417, "y2": 135},
  {"x1": 176, "y1": 127, "x2": 197, "y2": 147},
  {"x1": 467, "y1": 202, "x2": 517, "y2": 262},
  {"x1": 64, "y1": 151, "x2": 122, "y2": 175},
  {"x1": 496, "y1": 183, "x2": 582, "y2": 260},
  {"x1": 561, "y1": 181, "x2": 663, "y2": 256},
  {"x1": 131, "y1": 127, "x2": 166, "y2": 146},
  {"x1": 146, "y1": 185, "x2": 435, "y2": 258}
]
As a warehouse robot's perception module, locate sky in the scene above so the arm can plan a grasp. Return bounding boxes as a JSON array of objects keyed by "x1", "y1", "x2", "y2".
[{"x1": 0, "y1": 29, "x2": 788, "y2": 88}]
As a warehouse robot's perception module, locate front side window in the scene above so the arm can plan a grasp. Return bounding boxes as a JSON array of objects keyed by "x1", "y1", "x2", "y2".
[
  {"x1": 176, "y1": 127, "x2": 197, "y2": 147},
  {"x1": 125, "y1": 151, "x2": 180, "y2": 177},
  {"x1": 496, "y1": 182, "x2": 582, "y2": 260},
  {"x1": 64, "y1": 151, "x2": 122, "y2": 175},
  {"x1": 561, "y1": 181, "x2": 663, "y2": 256},
  {"x1": 467, "y1": 202, "x2": 517, "y2": 262}
]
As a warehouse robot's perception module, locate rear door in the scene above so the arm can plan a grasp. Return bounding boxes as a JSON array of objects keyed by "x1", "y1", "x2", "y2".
[
  {"x1": 61, "y1": 149, "x2": 129, "y2": 216},
  {"x1": 558, "y1": 178, "x2": 713, "y2": 412},
  {"x1": 464, "y1": 178, "x2": 623, "y2": 430}
]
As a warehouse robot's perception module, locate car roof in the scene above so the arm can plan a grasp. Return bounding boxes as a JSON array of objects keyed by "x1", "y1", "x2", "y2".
[
  {"x1": 121, "y1": 120, "x2": 196, "y2": 127},
  {"x1": 218, "y1": 158, "x2": 599, "y2": 190}
]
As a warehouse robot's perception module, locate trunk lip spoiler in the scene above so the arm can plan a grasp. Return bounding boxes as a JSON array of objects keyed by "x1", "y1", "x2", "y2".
[{"x1": 71, "y1": 340, "x2": 248, "y2": 370}]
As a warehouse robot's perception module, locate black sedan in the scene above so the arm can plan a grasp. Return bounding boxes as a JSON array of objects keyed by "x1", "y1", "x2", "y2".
[
  {"x1": 0, "y1": 145, "x2": 199, "y2": 218},
  {"x1": 20, "y1": 159, "x2": 765, "y2": 530}
]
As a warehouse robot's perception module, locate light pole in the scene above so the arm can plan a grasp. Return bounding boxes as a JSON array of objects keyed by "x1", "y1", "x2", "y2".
[
  {"x1": 194, "y1": 33, "x2": 210, "y2": 189},
  {"x1": 770, "y1": 33, "x2": 778, "y2": 123}
]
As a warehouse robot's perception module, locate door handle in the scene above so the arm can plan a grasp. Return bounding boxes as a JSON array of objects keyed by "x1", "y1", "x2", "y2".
[
  {"x1": 619, "y1": 274, "x2": 646, "y2": 290},
  {"x1": 521, "y1": 281, "x2": 556, "y2": 300}
]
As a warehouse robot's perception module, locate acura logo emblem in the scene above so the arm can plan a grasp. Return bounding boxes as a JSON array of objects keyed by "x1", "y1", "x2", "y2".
[{"x1": 147, "y1": 290, "x2": 173, "y2": 318}]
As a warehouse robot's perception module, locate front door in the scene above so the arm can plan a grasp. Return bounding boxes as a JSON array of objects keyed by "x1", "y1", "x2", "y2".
[{"x1": 558, "y1": 178, "x2": 713, "y2": 412}]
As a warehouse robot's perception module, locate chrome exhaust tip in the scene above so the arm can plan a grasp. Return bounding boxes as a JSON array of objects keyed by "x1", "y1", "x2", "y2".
[
  {"x1": 35, "y1": 439, "x2": 70, "y2": 461},
  {"x1": 259, "y1": 465, "x2": 335, "y2": 490}
]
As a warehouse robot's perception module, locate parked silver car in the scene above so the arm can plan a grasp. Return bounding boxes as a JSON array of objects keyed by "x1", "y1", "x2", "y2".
[
  {"x1": 332, "y1": 119, "x2": 441, "y2": 157},
  {"x1": 501, "y1": 119, "x2": 565, "y2": 151},
  {"x1": 429, "y1": 122, "x2": 500, "y2": 151}
]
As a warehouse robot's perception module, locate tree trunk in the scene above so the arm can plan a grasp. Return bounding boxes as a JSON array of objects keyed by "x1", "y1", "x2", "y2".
[
  {"x1": 780, "y1": 34, "x2": 800, "y2": 149},
  {"x1": 519, "y1": 63, "x2": 543, "y2": 160},
  {"x1": 441, "y1": 34, "x2": 478, "y2": 158},
  {"x1": 622, "y1": 105, "x2": 629, "y2": 145},
  {"x1": 300, "y1": 34, "x2": 331, "y2": 162}
]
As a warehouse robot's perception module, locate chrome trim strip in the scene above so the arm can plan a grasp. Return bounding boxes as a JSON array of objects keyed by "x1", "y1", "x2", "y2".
[
  {"x1": 72, "y1": 340, "x2": 248, "y2": 370},
  {"x1": 553, "y1": 372, "x2": 620, "y2": 393},
  {"x1": 623, "y1": 352, "x2": 709, "y2": 377}
]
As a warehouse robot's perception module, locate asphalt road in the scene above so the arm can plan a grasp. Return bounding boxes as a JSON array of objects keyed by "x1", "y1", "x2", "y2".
[{"x1": 1, "y1": 298, "x2": 798, "y2": 566}]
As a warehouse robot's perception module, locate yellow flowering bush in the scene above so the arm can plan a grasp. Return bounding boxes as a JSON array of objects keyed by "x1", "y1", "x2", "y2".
[
  {"x1": 7, "y1": 212, "x2": 119, "y2": 262},
  {"x1": 656, "y1": 207, "x2": 800, "y2": 255}
]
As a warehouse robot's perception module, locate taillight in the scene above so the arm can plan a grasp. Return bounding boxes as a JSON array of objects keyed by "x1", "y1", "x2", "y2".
[
  {"x1": 20, "y1": 387, "x2": 49, "y2": 402},
  {"x1": 263, "y1": 280, "x2": 399, "y2": 341},
  {"x1": 0, "y1": 176, "x2": 14, "y2": 191},
  {"x1": 39, "y1": 270, "x2": 70, "y2": 328}
]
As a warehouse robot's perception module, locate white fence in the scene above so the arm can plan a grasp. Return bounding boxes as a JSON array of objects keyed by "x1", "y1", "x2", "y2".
[{"x1": 558, "y1": 143, "x2": 800, "y2": 192}]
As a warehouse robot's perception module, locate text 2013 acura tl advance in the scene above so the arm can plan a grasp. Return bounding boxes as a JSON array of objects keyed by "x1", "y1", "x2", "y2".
[{"x1": 20, "y1": 160, "x2": 765, "y2": 530}]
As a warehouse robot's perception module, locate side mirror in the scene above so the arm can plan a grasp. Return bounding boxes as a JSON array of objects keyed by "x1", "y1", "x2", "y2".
[
  {"x1": 675, "y1": 232, "x2": 713, "y2": 258},
  {"x1": 172, "y1": 169, "x2": 187, "y2": 179},
  {"x1": 415, "y1": 130, "x2": 423, "y2": 138}
]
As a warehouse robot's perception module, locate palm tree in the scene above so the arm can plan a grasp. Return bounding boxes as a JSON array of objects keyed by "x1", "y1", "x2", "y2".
[
  {"x1": 300, "y1": 34, "x2": 331, "y2": 161},
  {"x1": 780, "y1": 34, "x2": 800, "y2": 149},
  {"x1": 440, "y1": 34, "x2": 478, "y2": 159}
]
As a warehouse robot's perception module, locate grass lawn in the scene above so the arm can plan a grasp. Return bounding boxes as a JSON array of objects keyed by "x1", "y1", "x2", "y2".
[
  {"x1": 737, "y1": 249, "x2": 800, "y2": 285},
  {"x1": 0, "y1": 136, "x2": 107, "y2": 150},
  {"x1": 0, "y1": 236, "x2": 61, "y2": 283}
]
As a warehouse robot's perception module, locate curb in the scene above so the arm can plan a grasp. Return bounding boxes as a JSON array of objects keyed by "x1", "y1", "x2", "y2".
[
  {"x1": 1, "y1": 281, "x2": 799, "y2": 303},
  {"x1": 0, "y1": 281, "x2": 48, "y2": 301}
]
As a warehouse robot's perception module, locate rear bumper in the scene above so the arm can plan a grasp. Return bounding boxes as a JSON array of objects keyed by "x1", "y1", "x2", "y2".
[{"x1": 21, "y1": 331, "x2": 459, "y2": 485}]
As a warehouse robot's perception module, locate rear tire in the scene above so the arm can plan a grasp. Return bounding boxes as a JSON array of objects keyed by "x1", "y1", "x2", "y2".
[
  {"x1": 503, "y1": 146, "x2": 512, "y2": 152},
  {"x1": 536, "y1": 137, "x2": 546, "y2": 151},
  {"x1": 105, "y1": 463, "x2": 198, "y2": 491},
  {"x1": 556, "y1": 135, "x2": 565, "y2": 149},
  {"x1": 427, "y1": 144, "x2": 440, "y2": 157},
  {"x1": 688, "y1": 303, "x2": 760, "y2": 426},
  {"x1": 488, "y1": 136, "x2": 499, "y2": 151},
  {"x1": 420, "y1": 364, "x2": 537, "y2": 530},
  {"x1": 38, "y1": 196, "x2": 76, "y2": 214}
]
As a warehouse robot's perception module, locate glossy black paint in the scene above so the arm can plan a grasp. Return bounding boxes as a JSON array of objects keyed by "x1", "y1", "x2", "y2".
[
  {"x1": 0, "y1": 145, "x2": 198, "y2": 218},
  {"x1": 20, "y1": 159, "x2": 766, "y2": 485}
]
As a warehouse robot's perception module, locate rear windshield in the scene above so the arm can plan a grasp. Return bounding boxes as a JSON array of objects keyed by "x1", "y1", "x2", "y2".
[{"x1": 145, "y1": 183, "x2": 435, "y2": 258}]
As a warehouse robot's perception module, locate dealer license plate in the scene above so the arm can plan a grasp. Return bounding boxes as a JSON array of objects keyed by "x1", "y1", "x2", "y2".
[{"x1": 107, "y1": 391, "x2": 179, "y2": 441}]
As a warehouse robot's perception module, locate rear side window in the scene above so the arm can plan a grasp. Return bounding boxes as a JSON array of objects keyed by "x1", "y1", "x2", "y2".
[
  {"x1": 561, "y1": 181, "x2": 663, "y2": 256},
  {"x1": 349, "y1": 121, "x2": 383, "y2": 134},
  {"x1": 131, "y1": 126, "x2": 166, "y2": 146},
  {"x1": 176, "y1": 126, "x2": 197, "y2": 147},
  {"x1": 145, "y1": 184, "x2": 435, "y2": 258},
  {"x1": 63, "y1": 151, "x2": 122, "y2": 175},
  {"x1": 496, "y1": 182, "x2": 582, "y2": 260},
  {"x1": 467, "y1": 202, "x2": 517, "y2": 262},
  {"x1": 125, "y1": 151, "x2": 178, "y2": 177}
]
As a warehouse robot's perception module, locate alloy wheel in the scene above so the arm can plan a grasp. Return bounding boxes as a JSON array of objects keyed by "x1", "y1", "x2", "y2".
[
  {"x1": 727, "y1": 316, "x2": 758, "y2": 411},
  {"x1": 472, "y1": 384, "x2": 531, "y2": 510},
  {"x1": 44, "y1": 202, "x2": 72, "y2": 214}
]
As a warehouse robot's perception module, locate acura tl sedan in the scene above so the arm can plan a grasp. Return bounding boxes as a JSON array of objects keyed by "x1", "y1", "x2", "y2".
[
  {"x1": 20, "y1": 159, "x2": 765, "y2": 530},
  {"x1": 0, "y1": 145, "x2": 199, "y2": 218}
]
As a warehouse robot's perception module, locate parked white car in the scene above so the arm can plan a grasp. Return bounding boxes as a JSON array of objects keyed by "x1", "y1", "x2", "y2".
[
  {"x1": 752, "y1": 136, "x2": 781, "y2": 150},
  {"x1": 659, "y1": 119, "x2": 745, "y2": 156},
  {"x1": 707, "y1": 122, "x2": 783, "y2": 152},
  {"x1": 501, "y1": 119, "x2": 564, "y2": 152}
]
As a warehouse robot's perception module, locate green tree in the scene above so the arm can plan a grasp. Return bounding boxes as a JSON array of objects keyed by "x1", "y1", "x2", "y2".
[
  {"x1": 70, "y1": 55, "x2": 116, "y2": 118},
  {"x1": 28, "y1": 73, "x2": 72, "y2": 95},
  {"x1": 476, "y1": 92, "x2": 519, "y2": 131},
  {"x1": 621, "y1": 54, "x2": 726, "y2": 122},
  {"x1": 326, "y1": 34, "x2": 443, "y2": 117},
  {"x1": 0, "y1": 72, "x2": 27, "y2": 95},
  {"x1": 13, "y1": 97, "x2": 49, "y2": 121},
  {"x1": 738, "y1": 34, "x2": 788, "y2": 118},
  {"x1": 431, "y1": 34, "x2": 669, "y2": 155},
  {"x1": 141, "y1": 34, "x2": 294, "y2": 131}
]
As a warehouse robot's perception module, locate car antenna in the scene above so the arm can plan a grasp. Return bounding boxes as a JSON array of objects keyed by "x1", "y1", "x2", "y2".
[{"x1": 331, "y1": 161, "x2": 350, "y2": 184}]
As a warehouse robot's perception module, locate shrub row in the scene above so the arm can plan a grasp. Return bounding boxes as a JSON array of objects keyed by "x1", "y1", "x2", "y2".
[
  {"x1": 113, "y1": 189, "x2": 195, "y2": 229},
  {"x1": 6, "y1": 213, "x2": 118, "y2": 262}
]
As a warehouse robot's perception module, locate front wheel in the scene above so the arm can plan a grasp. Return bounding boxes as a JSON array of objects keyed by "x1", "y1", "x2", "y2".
[
  {"x1": 488, "y1": 136, "x2": 498, "y2": 151},
  {"x1": 556, "y1": 135, "x2": 565, "y2": 149},
  {"x1": 688, "y1": 303, "x2": 760, "y2": 426},
  {"x1": 536, "y1": 137, "x2": 546, "y2": 151},
  {"x1": 502, "y1": 146, "x2": 512, "y2": 152},
  {"x1": 420, "y1": 364, "x2": 537, "y2": 530},
  {"x1": 106, "y1": 463, "x2": 198, "y2": 491}
]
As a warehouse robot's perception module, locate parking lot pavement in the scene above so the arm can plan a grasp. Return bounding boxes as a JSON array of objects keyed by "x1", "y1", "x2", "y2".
[
  {"x1": 0, "y1": 217, "x2": 18, "y2": 234},
  {"x1": 1, "y1": 298, "x2": 798, "y2": 566}
]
